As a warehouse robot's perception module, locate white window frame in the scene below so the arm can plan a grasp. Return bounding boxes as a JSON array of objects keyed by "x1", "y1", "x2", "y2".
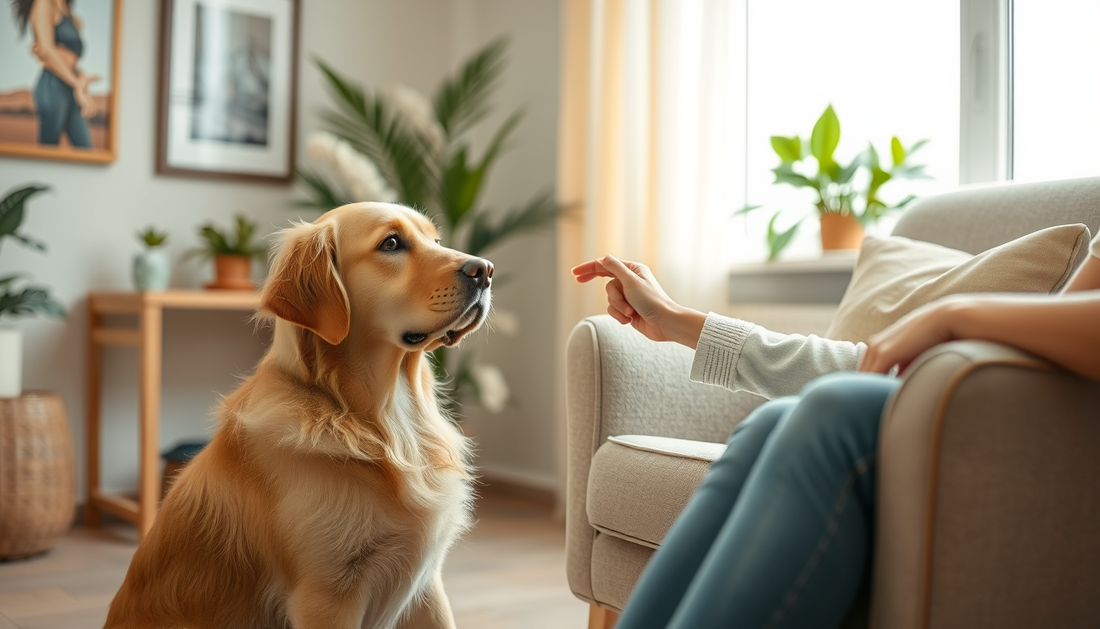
[{"x1": 959, "y1": 0, "x2": 1012, "y2": 184}]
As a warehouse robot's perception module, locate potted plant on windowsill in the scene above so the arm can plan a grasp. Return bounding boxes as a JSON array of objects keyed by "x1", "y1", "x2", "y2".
[
  {"x1": 737, "y1": 104, "x2": 931, "y2": 260},
  {"x1": 186, "y1": 214, "x2": 267, "y2": 290}
]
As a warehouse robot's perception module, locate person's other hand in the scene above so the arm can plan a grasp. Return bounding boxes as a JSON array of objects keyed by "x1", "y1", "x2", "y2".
[
  {"x1": 76, "y1": 76, "x2": 100, "y2": 118},
  {"x1": 75, "y1": 87, "x2": 96, "y2": 119},
  {"x1": 572, "y1": 255, "x2": 704, "y2": 346},
  {"x1": 859, "y1": 299, "x2": 962, "y2": 374}
]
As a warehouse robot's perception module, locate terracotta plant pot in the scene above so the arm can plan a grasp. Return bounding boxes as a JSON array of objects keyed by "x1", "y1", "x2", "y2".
[
  {"x1": 819, "y1": 213, "x2": 865, "y2": 251},
  {"x1": 206, "y1": 255, "x2": 254, "y2": 290}
]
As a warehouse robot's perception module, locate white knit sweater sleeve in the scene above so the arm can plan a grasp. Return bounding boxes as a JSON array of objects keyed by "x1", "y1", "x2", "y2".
[
  {"x1": 1091, "y1": 231, "x2": 1100, "y2": 259},
  {"x1": 689, "y1": 312, "x2": 866, "y2": 399}
]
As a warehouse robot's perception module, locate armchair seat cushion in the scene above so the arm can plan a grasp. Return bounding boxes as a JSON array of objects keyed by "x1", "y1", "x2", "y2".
[{"x1": 587, "y1": 435, "x2": 725, "y2": 548}]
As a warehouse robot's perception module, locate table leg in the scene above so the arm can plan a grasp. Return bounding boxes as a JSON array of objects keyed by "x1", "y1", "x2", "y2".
[
  {"x1": 85, "y1": 306, "x2": 103, "y2": 526},
  {"x1": 138, "y1": 304, "x2": 163, "y2": 539}
]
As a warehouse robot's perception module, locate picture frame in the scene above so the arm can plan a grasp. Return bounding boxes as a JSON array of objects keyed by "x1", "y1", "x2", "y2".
[
  {"x1": 0, "y1": 0, "x2": 123, "y2": 163},
  {"x1": 157, "y1": 0, "x2": 299, "y2": 183}
]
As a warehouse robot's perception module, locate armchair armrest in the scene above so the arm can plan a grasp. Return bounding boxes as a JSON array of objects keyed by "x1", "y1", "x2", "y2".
[
  {"x1": 871, "y1": 340, "x2": 1100, "y2": 629},
  {"x1": 565, "y1": 315, "x2": 764, "y2": 603}
]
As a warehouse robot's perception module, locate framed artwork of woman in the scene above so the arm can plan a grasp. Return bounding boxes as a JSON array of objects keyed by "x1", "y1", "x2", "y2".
[{"x1": 0, "y1": 0, "x2": 122, "y2": 163}]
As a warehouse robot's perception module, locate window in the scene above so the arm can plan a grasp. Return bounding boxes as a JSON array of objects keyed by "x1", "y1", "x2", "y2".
[
  {"x1": 1012, "y1": 0, "x2": 1100, "y2": 182},
  {"x1": 741, "y1": 0, "x2": 960, "y2": 260}
]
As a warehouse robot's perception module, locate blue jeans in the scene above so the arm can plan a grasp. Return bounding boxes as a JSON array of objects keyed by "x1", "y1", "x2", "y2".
[
  {"x1": 615, "y1": 373, "x2": 900, "y2": 629},
  {"x1": 35, "y1": 69, "x2": 92, "y2": 148}
]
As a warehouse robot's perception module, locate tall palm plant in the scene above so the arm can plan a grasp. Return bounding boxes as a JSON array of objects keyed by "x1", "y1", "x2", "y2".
[{"x1": 298, "y1": 39, "x2": 559, "y2": 418}]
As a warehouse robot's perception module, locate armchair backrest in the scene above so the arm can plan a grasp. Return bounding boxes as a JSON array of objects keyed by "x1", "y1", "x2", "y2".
[{"x1": 892, "y1": 177, "x2": 1100, "y2": 264}]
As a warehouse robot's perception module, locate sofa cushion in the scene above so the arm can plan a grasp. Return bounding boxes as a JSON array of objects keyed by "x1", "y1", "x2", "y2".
[
  {"x1": 826, "y1": 223, "x2": 1090, "y2": 343},
  {"x1": 587, "y1": 435, "x2": 725, "y2": 548}
]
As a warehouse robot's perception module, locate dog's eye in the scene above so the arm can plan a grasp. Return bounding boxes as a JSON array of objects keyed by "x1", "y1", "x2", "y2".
[{"x1": 379, "y1": 235, "x2": 402, "y2": 252}]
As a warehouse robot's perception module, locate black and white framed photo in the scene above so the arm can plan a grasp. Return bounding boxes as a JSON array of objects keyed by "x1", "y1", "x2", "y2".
[{"x1": 157, "y1": 0, "x2": 298, "y2": 182}]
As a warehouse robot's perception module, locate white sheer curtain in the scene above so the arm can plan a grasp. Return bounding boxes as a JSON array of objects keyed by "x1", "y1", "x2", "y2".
[
  {"x1": 558, "y1": 0, "x2": 749, "y2": 323},
  {"x1": 554, "y1": 0, "x2": 749, "y2": 501}
]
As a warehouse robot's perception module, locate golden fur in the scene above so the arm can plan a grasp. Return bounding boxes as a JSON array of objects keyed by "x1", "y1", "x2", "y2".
[{"x1": 104, "y1": 203, "x2": 494, "y2": 629}]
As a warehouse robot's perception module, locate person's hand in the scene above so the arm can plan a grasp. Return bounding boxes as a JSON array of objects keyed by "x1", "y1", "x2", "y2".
[
  {"x1": 74, "y1": 87, "x2": 96, "y2": 119},
  {"x1": 75, "y1": 75, "x2": 100, "y2": 118},
  {"x1": 858, "y1": 298, "x2": 964, "y2": 374},
  {"x1": 571, "y1": 255, "x2": 706, "y2": 347}
]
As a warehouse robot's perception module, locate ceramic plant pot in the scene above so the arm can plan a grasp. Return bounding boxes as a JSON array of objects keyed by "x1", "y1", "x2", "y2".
[
  {"x1": 0, "y1": 327, "x2": 21, "y2": 398},
  {"x1": 133, "y1": 249, "x2": 171, "y2": 291},
  {"x1": 819, "y1": 213, "x2": 865, "y2": 251},
  {"x1": 206, "y1": 255, "x2": 253, "y2": 290}
]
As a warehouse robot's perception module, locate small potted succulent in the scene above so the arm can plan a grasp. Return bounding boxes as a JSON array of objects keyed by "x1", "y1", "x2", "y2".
[
  {"x1": 133, "y1": 227, "x2": 170, "y2": 291},
  {"x1": 186, "y1": 214, "x2": 267, "y2": 290}
]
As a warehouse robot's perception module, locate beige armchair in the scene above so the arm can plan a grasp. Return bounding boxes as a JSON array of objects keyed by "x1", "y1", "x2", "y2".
[{"x1": 566, "y1": 177, "x2": 1100, "y2": 629}]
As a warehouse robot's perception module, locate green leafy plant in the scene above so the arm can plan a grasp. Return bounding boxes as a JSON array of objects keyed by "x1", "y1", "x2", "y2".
[
  {"x1": 298, "y1": 38, "x2": 563, "y2": 417},
  {"x1": 137, "y1": 227, "x2": 168, "y2": 249},
  {"x1": 0, "y1": 185, "x2": 65, "y2": 321},
  {"x1": 186, "y1": 214, "x2": 267, "y2": 261},
  {"x1": 737, "y1": 104, "x2": 930, "y2": 260}
]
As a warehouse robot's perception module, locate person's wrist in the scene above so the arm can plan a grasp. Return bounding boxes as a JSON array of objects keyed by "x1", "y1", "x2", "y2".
[{"x1": 663, "y1": 306, "x2": 707, "y2": 349}]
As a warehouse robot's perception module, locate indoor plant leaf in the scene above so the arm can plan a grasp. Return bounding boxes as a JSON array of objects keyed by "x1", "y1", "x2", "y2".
[
  {"x1": 463, "y1": 190, "x2": 561, "y2": 257},
  {"x1": 765, "y1": 212, "x2": 801, "y2": 261},
  {"x1": 295, "y1": 167, "x2": 349, "y2": 210},
  {"x1": 770, "y1": 136, "x2": 802, "y2": 164},
  {"x1": 433, "y1": 38, "x2": 509, "y2": 140},
  {"x1": 810, "y1": 105, "x2": 841, "y2": 170},
  {"x1": 890, "y1": 136, "x2": 906, "y2": 167},
  {"x1": 0, "y1": 184, "x2": 50, "y2": 252}
]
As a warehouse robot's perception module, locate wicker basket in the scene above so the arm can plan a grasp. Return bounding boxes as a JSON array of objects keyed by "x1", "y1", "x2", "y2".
[{"x1": 0, "y1": 392, "x2": 76, "y2": 560}]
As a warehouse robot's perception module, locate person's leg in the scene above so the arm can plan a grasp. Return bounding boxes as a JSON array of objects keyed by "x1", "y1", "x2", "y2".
[
  {"x1": 666, "y1": 372, "x2": 899, "y2": 629},
  {"x1": 34, "y1": 72, "x2": 66, "y2": 146},
  {"x1": 615, "y1": 397, "x2": 798, "y2": 629}
]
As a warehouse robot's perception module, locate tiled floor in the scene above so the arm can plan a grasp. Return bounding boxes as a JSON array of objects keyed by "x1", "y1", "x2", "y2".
[{"x1": 0, "y1": 488, "x2": 589, "y2": 629}]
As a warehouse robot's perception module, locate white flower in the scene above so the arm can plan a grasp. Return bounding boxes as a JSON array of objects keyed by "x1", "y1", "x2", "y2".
[
  {"x1": 384, "y1": 84, "x2": 445, "y2": 153},
  {"x1": 489, "y1": 309, "x2": 520, "y2": 336},
  {"x1": 470, "y1": 363, "x2": 509, "y2": 414},
  {"x1": 306, "y1": 132, "x2": 339, "y2": 162},
  {"x1": 307, "y1": 131, "x2": 398, "y2": 203}
]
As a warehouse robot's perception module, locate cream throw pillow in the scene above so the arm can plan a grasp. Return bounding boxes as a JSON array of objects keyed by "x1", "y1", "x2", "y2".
[{"x1": 825, "y1": 224, "x2": 1090, "y2": 343}]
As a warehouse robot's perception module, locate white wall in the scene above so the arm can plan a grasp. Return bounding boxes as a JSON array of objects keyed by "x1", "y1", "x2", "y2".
[
  {"x1": 0, "y1": 0, "x2": 561, "y2": 499},
  {"x1": 443, "y1": 0, "x2": 562, "y2": 491}
]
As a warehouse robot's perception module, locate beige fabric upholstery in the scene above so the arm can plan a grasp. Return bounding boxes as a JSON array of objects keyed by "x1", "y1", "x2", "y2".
[
  {"x1": 565, "y1": 317, "x2": 763, "y2": 604},
  {"x1": 590, "y1": 533, "x2": 654, "y2": 612},
  {"x1": 872, "y1": 341, "x2": 1100, "y2": 629},
  {"x1": 588, "y1": 436, "x2": 725, "y2": 548},
  {"x1": 826, "y1": 225, "x2": 1090, "y2": 342},
  {"x1": 566, "y1": 176, "x2": 1100, "y2": 626}
]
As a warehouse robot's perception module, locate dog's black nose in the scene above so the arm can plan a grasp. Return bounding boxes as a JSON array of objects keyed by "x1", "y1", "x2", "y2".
[{"x1": 460, "y1": 258, "x2": 494, "y2": 290}]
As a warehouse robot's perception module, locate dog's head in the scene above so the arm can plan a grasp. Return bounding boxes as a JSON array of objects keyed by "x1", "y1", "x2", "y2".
[{"x1": 261, "y1": 202, "x2": 493, "y2": 351}]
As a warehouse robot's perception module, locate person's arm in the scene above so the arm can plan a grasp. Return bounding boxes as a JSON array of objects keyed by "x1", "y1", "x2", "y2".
[
  {"x1": 29, "y1": 2, "x2": 80, "y2": 88},
  {"x1": 1062, "y1": 235, "x2": 1100, "y2": 292},
  {"x1": 859, "y1": 291, "x2": 1100, "y2": 383},
  {"x1": 573, "y1": 255, "x2": 865, "y2": 398},
  {"x1": 28, "y1": 3, "x2": 96, "y2": 117},
  {"x1": 691, "y1": 312, "x2": 865, "y2": 398}
]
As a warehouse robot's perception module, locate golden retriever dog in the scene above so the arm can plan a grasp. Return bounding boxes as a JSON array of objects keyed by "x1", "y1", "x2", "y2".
[{"x1": 104, "y1": 202, "x2": 493, "y2": 629}]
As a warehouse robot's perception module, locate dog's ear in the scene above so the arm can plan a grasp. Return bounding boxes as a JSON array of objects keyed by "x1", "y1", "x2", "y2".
[{"x1": 261, "y1": 221, "x2": 350, "y2": 345}]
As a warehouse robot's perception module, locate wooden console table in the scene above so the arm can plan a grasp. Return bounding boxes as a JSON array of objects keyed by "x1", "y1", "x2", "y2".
[{"x1": 85, "y1": 290, "x2": 262, "y2": 540}]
